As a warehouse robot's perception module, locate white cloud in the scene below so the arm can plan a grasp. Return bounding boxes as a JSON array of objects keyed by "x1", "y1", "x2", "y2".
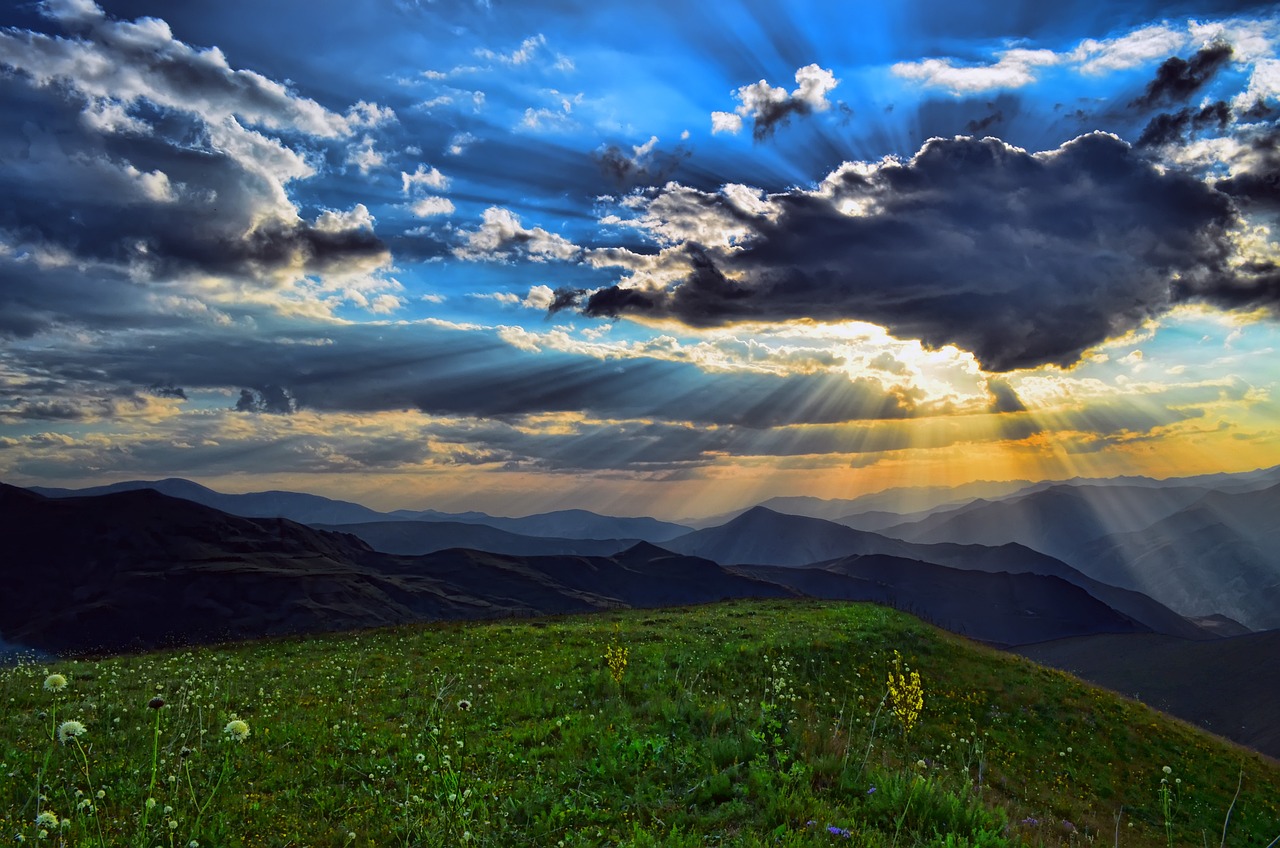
[
  {"x1": 1071, "y1": 24, "x2": 1189, "y2": 74},
  {"x1": 446, "y1": 131, "x2": 477, "y2": 156},
  {"x1": 314, "y1": 204, "x2": 375, "y2": 233},
  {"x1": 476, "y1": 33, "x2": 546, "y2": 66},
  {"x1": 892, "y1": 49, "x2": 1062, "y2": 94},
  {"x1": 401, "y1": 164, "x2": 449, "y2": 194},
  {"x1": 346, "y1": 135, "x2": 384, "y2": 174},
  {"x1": 1235, "y1": 57, "x2": 1280, "y2": 110},
  {"x1": 409, "y1": 196, "x2": 455, "y2": 217},
  {"x1": 711, "y1": 111, "x2": 744, "y2": 134},
  {"x1": 454, "y1": 206, "x2": 580, "y2": 262},
  {"x1": 714, "y1": 64, "x2": 839, "y2": 135}
]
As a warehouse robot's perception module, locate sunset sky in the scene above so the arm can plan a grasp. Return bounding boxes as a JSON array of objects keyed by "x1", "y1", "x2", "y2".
[{"x1": 1, "y1": 0, "x2": 1278, "y2": 518}]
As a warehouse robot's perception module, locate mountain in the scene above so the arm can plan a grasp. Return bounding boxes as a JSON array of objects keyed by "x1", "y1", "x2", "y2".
[
  {"x1": 31, "y1": 478, "x2": 691, "y2": 542},
  {"x1": 730, "y1": 555, "x2": 1149, "y2": 646},
  {"x1": 396, "y1": 508, "x2": 692, "y2": 542},
  {"x1": 663, "y1": 506, "x2": 1209, "y2": 638},
  {"x1": 30, "y1": 477, "x2": 390, "y2": 525},
  {"x1": 1016, "y1": 630, "x2": 1280, "y2": 759},
  {"x1": 0, "y1": 484, "x2": 777, "y2": 655},
  {"x1": 665, "y1": 506, "x2": 900, "y2": 565},
  {"x1": 317, "y1": 520, "x2": 637, "y2": 557},
  {"x1": 877, "y1": 483, "x2": 1215, "y2": 561},
  {"x1": 1071, "y1": 483, "x2": 1280, "y2": 631}
]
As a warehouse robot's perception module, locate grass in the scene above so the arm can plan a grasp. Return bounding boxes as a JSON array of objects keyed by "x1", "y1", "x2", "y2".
[{"x1": 1, "y1": 599, "x2": 1277, "y2": 847}]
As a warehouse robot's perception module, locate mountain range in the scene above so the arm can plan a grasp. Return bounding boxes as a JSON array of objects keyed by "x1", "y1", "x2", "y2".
[{"x1": 7, "y1": 469, "x2": 1280, "y2": 760}]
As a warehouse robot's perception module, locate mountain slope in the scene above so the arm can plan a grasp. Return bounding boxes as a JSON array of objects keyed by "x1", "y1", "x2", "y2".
[
  {"x1": 1016, "y1": 629, "x2": 1280, "y2": 759},
  {"x1": 729, "y1": 554, "x2": 1149, "y2": 646}
]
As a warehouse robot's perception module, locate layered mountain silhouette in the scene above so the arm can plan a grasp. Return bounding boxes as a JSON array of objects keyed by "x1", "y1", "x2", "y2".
[
  {"x1": 871, "y1": 481, "x2": 1280, "y2": 631},
  {"x1": 0, "y1": 484, "x2": 770, "y2": 654},
  {"x1": 0, "y1": 483, "x2": 1204, "y2": 655},
  {"x1": 316, "y1": 520, "x2": 638, "y2": 558},
  {"x1": 31, "y1": 479, "x2": 690, "y2": 542}
]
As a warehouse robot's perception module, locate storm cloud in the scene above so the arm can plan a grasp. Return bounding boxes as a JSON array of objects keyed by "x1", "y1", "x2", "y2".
[{"x1": 579, "y1": 133, "x2": 1246, "y2": 372}]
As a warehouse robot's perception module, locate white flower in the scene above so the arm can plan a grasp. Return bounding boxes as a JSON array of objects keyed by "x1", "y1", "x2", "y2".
[
  {"x1": 57, "y1": 720, "x2": 86, "y2": 744},
  {"x1": 43, "y1": 674, "x2": 67, "y2": 693},
  {"x1": 1162, "y1": 765, "x2": 1172, "y2": 774},
  {"x1": 224, "y1": 719, "x2": 250, "y2": 742},
  {"x1": 34, "y1": 812, "x2": 58, "y2": 828}
]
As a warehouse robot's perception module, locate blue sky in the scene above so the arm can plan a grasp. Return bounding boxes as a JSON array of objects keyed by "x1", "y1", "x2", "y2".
[{"x1": 0, "y1": 0, "x2": 1277, "y2": 517}]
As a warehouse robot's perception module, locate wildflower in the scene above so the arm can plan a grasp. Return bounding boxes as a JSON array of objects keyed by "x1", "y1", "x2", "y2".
[
  {"x1": 1162, "y1": 765, "x2": 1172, "y2": 774},
  {"x1": 827, "y1": 825, "x2": 851, "y2": 838},
  {"x1": 148, "y1": 697, "x2": 166, "y2": 710},
  {"x1": 43, "y1": 674, "x2": 67, "y2": 693},
  {"x1": 57, "y1": 720, "x2": 86, "y2": 744},
  {"x1": 866, "y1": 785, "x2": 877, "y2": 795},
  {"x1": 1021, "y1": 817, "x2": 1040, "y2": 826},
  {"x1": 457, "y1": 699, "x2": 472, "y2": 711},
  {"x1": 415, "y1": 753, "x2": 425, "y2": 764},
  {"x1": 35, "y1": 812, "x2": 58, "y2": 828},
  {"x1": 224, "y1": 719, "x2": 250, "y2": 742}
]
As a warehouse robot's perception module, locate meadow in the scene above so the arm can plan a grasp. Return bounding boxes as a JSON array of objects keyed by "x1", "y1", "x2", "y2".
[{"x1": 1, "y1": 599, "x2": 1277, "y2": 847}]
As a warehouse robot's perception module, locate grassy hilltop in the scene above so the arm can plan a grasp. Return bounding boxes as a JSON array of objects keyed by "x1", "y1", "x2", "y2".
[{"x1": 2, "y1": 600, "x2": 1277, "y2": 847}]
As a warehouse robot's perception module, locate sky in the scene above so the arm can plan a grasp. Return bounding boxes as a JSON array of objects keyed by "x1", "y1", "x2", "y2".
[{"x1": 0, "y1": 0, "x2": 1278, "y2": 519}]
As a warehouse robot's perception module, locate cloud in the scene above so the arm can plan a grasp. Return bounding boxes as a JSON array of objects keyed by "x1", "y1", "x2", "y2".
[
  {"x1": 409, "y1": 197, "x2": 456, "y2": 217},
  {"x1": 476, "y1": 33, "x2": 546, "y2": 66},
  {"x1": 1071, "y1": 24, "x2": 1189, "y2": 75},
  {"x1": 893, "y1": 22, "x2": 1198, "y2": 94},
  {"x1": 0, "y1": 2, "x2": 397, "y2": 329},
  {"x1": 1136, "y1": 101, "x2": 1231, "y2": 148},
  {"x1": 892, "y1": 49, "x2": 1061, "y2": 95},
  {"x1": 713, "y1": 64, "x2": 838, "y2": 139},
  {"x1": 594, "y1": 135, "x2": 691, "y2": 188},
  {"x1": 453, "y1": 207, "x2": 580, "y2": 263},
  {"x1": 446, "y1": 131, "x2": 477, "y2": 156},
  {"x1": 575, "y1": 133, "x2": 1249, "y2": 372},
  {"x1": 1130, "y1": 43, "x2": 1234, "y2": 109}
]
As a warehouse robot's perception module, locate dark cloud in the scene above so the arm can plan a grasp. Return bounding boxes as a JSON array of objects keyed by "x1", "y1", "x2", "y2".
[
  {"x1": 965, "y1": 109, "x2": 1004, "y2": 134},
  {"x1": 149, "y1": 385, "x2": 188, "y2": 400},
  {"x1": 6, "y1": 323, "x2": 920, "y2": 429},
  {"x1": 593, "y1": 140, "x2": 691, "y2": 189},
  {"x1": 579, "y1": 133, "x2": 1243, "y2": 372},
  {"x1": 1213, "y1": 125, "x2": 1280, "y2": 211},
  {"x1": 235, "y1": 386, "x2": 296, "y2": 414},
  {"x1": 1136, "y1": 101, "x2": 1231, "y2": 148},
  {"x1": 986, "y1": 378, "x2": 1026, "y2": 414},
  {"x1": 1130, "y1": 44, "x2": 1234, "y2": 110}
]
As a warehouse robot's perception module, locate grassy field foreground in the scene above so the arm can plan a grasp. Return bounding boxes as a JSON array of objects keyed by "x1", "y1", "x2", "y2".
[{"x1": 1, "y1": 599, "x2": 1277, "y2": 847}]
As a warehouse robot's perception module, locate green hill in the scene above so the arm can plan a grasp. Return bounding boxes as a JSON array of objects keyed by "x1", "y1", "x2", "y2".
[{"x1": 2, "y1": 600, "x2": 1276, "y2": 847}]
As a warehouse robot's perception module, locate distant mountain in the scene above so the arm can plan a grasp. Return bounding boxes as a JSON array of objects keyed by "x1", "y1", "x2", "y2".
[
  {"x1": 1071, "y1": 484, "x2": 1280, "y2": 631},
  {"x1": 30, "y1": 478, "x2": 693, "y2": 543},
  {"x1": 0, "y1": 484, "x2": 777, "y2": 655},
  {"x1": 665, "y1": 506, "x2": 900, "y2": 565},
  {"x1": 318, "y1": 520, "x2": 637, "y2": 557},
  {"x1": 1016, "y1": 630, "x2": 1280, "y2": 759},
  {"x1": 731, "y1": 555, "x2": 1149, "y2": 646},
  {"x1": 878, "y1": 484, "x2": 1215, "y2": 561},
  {"x1": 664, "y1": 506, "x2": 1210, "y2": 639},
  {"x1": 397, "y1": 508, "x2": 692, "y2": 542},
  {"x1": 30, "y1": 478, "x2": 389, "y2": 525}
]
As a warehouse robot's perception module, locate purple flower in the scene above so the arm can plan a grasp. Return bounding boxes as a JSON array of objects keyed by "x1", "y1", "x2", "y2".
[
  {"x1": 827, "y1": 826, "x2": 851, "y2": 838},
  {"x1": 1021, "y1": 817, "x2": 1040, "y2": 826},
  {"x1": 866, "y1": 785, "x2": 877, "y2": 795}
]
